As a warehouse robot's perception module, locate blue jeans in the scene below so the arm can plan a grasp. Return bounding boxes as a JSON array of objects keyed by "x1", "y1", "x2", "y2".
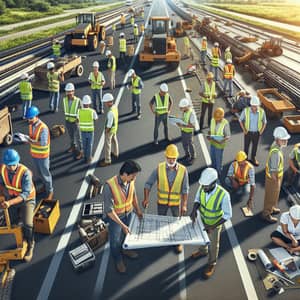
[
  {"x1": 91, "y1": 89, "x2": 103, "y2": 113},
  {"x1": 223, "y1": 79, "x2": 233, "y2": 97},
  {"x1": 210, "y1": 145, "x2": 224, "y2": 177},
  {"x1": 200, "y1": 50, "x2": 207, "y2": 64},
  {"x1": 49, "y1": 91, "x2": 60, "y2": 111},
  {"x1": 224, "y1": 176, "x2": 250, "y2": 195},
  {"x1": 108, "y1": 212, "x2": 132, "y2": 263},
  {"x1": 22, "y1": 100, "x2": 32, "y2": 118},
  {"x1": 210, "y1": 65, "x2": 218, "y2": 81},
  {"x1": 132, "y1": 93, "x2": 141, "y2": 114},
  {"x1": 81, "y1": 131, "x2": 94, "y2": 160},
  {"x1": 33, "y1": 157, "x2": 53, "y2": 193}
]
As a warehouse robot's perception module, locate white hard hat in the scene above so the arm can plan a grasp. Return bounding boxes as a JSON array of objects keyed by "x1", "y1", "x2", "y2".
[
  {"x1": 273, "y1": 126, "x2": 290, "y2": 140},
  {"x1": 102, "y1": 93, "x2": 114, "y2": 103},
  {"x1": 134, "y1": 24, "x2": 137, "y2": 27},
  {"x1": 290, "y1": 205, "x2": 300, "y2": 219},
  {"x1": 226, "y1": 59, "x2": 232, "y2": 64},
  {"x1": 250, "y1": 96, "x2": 260, "y2": 106},
  {"x1": 240, "y1": 89, "x2": 246, "y2": 94},
  {"x1": 47, "y1": 62, "x2": 55, "y2": 70},
  {"x1": 65, "y1": 83, "x2": 75, "y2": 92},
  {"x1": 120, "y1": 32, "x2": 125, "y2": 37},
  {"x1": 214, "y1": 42, "x2": 219, "y2": 47},
  {"x1": 82, "y1": 95, "x2": 92, "y2": 105},
  {"x1": 199, "y1": 167, "x2": 218, "y2": 185},
  {"x1": 225, "y1": 47, "x2": 231, "y2": 52},
  {"x1": 179, "y1": 98, "x2": 190, "y2": 108},
  {"x1": 105, "y1": 50, "x2": 112, "y2": 56},
  {"x1": 21, "y1": 73, "x2": 29, "y2": 80},
  {"x1": 203, "y1": 36, "x2": 207, "y2": 40},
  {"x1": 127, "y1": 69, "x2": 135, "y2": 77},
  {"x1": 100, "y1": 40, "x2": 105, "y2": 45},
  {"x1": 121, "y1": 13, "x2": 124, "y2": 16},
  {"x1": 92, "y1": 61, "x2": 99, "y2": 68},
  {"x1": 160, "y1": 83, "x2": 168, "y2": 93}
]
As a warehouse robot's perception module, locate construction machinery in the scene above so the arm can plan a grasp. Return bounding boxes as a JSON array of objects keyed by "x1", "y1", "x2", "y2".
[
  {"x1": 175, "y1": 21, "x2": 185, "y2": 37},
  {"x1": 259, "y1": 36, "x2": 283, "y2": 57},
  {"x1": 0, "y1": 107, "x2": 13, "y2": 146},
  {"x1": 139, "y1": 16, "x2": 181, "y2": 68},
  {"x1": 64, "y1": 13, "x2": 106, "y2": 52}
]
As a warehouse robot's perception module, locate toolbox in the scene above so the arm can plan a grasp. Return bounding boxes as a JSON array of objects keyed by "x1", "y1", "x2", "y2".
[
  {"x1": 33, "y1": 199, "x2": 60, "y2": 234},
  {"x1": 69, "y1": 243, "x2": 95, "y2": 272},
  {"x1": 82, "y1": 202, "x2": 104, "y2": 218}
]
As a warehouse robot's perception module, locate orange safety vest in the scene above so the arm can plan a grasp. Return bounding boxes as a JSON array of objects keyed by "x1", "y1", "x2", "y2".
[
  {"x1": 29, "y1": 121, "x2": 50, "y2": 159},
  {"x1": 224, "y1": 64, "x2": 235, "y2": 79},
  {"x1": 107, "y1": 176, "x2": 134, "y2": 215},
  {"x1": 0, "y1": 164, "x2": 35, "y2": 200},
  {"x1": 201, "y1": 40, "x2": 207, "y2": 51},
  {"x1": 233, "y1": 161, "x2": 253, "y2": 185},
  {"x1": 212, "y1": 47, "x2": 219, "y2": 58}
]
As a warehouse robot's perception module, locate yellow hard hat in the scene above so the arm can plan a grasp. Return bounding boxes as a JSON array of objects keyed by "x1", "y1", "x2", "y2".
[
  {"x1": 213, "y1": 107, "x2": 224, "y2": 121},
  {"x1": 165, "y1": 144, "x2": 179, "y2": 159},
  {"x1": 235, "y1": 151, "x2": 247, "y2": 162},
  {"x1": 207, "y1": 72, "x2": 214, "y2": 79}
]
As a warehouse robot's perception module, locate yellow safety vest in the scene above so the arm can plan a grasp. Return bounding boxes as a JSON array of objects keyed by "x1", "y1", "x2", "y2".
[
  {"x1": 140, "y1": 24, "x2": 145, "y2": 33},
  {"x1": 132, "y1": 76, "x2": 142, "y2": 95},
  {"x1": 244, "y1": 107, "x2": 264, "y2": 132},
  {"x1": 201, "y1": 40, "x2": 207, "y2": 51},
  {"x1": 52, "y1": 43, "x2": 61, "y2": 56},
  {"x1": 183, "y1": 36, "x2": 190, "y2": 47},
  {"x1": 134, "y1": 26, "x2": 139, "y2": 36},
  {"x1": 293, "y1": 144, "x2": 300, "y2": 168},
  {"x1": 63, "y1": 96, "x2": 81, "y2": 123},
  {"x1": 224, "y1": 64, "x2": 235, "y2": 79},
  {"x1": 112, "y1": 24, "x2": 116, "y2": 31},
  {"x1": 47, "y1": 72, "x2": 60, "y2": 92},
  {"x1": 90, "y1": 72, "x2": 103, "y2": 90},
  {"x1": 233, "y1": 161, "x2": 253, "y2": 185},
  {"x1": 225, "y1": 51, "x2": 232, "y2": 61},
  {"x1": 182, "y1": 109, "x2": 194, "y2": 133},
  {"x1": 157, "y1": 162, "x2": 186, "y2": 206},
  {"x1": 19, "y1": 80, "x2": 32, "y2": 101},
  {"x1": 29, "y1": 121, "x2": 50, "y2": 159},
  {"x1": 78, "y1": 108, "x2": 94, "y2": 132},
  {"x1": 155, "y1": 93, "x2": 169, "y2": 114},
  {"x1": 211, "y1": 47, "x2": 219, "y2": 67},
  {"x1": 119, "y1": 38, "x2": 126, "y2": 52},
  {"x1": 107, "y1": 105, "x2": 118, "y2": 134},
  {"x1": 210, "y1": 118, "x2": 228, "y2": 149},
  {"x1": 130, "y1": 17, "x2": 134, "y2": 25},
  {"x1": 266, "y1": 145, "x2": 284, "y2": 178},
  {"x1": 202, "y1": 81, "x2": 216, "y2": 103},
  {"x1": 107, "y1": 56, "x2": 116, "y2": 72}
]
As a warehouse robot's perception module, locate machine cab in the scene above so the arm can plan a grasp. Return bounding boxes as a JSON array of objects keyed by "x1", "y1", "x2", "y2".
[
  {"x1": 152, "y1": 18, "x2": 168, "y2": 34},
  {"x1": 76, "y1": 13, "x2": 96, "y2": 26}
]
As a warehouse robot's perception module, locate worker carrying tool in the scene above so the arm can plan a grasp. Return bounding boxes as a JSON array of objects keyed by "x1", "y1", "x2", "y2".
[
  {"x1": 127, "y1": 69, "x2": 144, "y2": 119},
  {"x1": 210, "y1": 42, "x2": 221, "y2": 81},
  {"x1": 133, "y1": 24, "x2": 139, "y2": 43},
  {"x1": 176, "y1": 98, "x2": 196, "y2": 165},
  {"x1": 224, "y1": 47, "x2": 232, "y2": 62},
  {"x1": 130, "y1": 15, "x2": 135, "y2": 26},
  {"x1": 103, "y1": 160, "x2": 143, "y2": 273},
  {"x1": 99, "y1": 93, "x2": 119, "y2": 167},
  {"x1": 285, "y1": 143, "x2": 300, "y2": 187},
  {"x1": 120, "y1": 13, "x2": 126, "y2": 28},
  {"x1": 150, "y1": 83, "x2": 173, "y2": 145},
  {"x1": 26, "y1": 106, "x2": 53, "y2": 201},
  {"x1": 143, "y1": 144, "x2": 189, "y2": 254},
  {"x1": 231, "y1": 90, "x2": 251, "y2": 115},
  {"x1": 119, "y1": 32, "x2": 127, "y2": 66},
  {"x1": 63, "y1": 83, "x2": 82, "y2": 158},
  {"x1": 88, "y1": 61, "x2": 105, "y2": 114},
  {"x1": 19, "y1": 73, "x2": 32, "y2": 119},
  {"x1": 239, "y1": 96, "x2": 267, "y2": 166},
  {"x1": 77, "y1": 95, "x2": 98, "y2": 164},
  {"x1": 262, "y1": 126, "x2": 290, "y2": 223},
  {"x1": 200, "y1": 36, "x2": 207, "y2": 65},
  {"x1": 190, "y1": 167, "x2": 232, "y2": 279},
  {"x1": 225, "y1": 151, "x2": 255, "y2": 210},
  {"x1": 223, "y1": 59, "x2": 235, "y2": 98},
  {"x1": 52, "y1": 39, "x2": 61, "y2": 58},
  {"x1": 47, "y1": 61, "x2": 64, "y2": 113},
  {"x1": 199, "y1": 72, "x2": 217, "y2": 131},
  {"x1": 106, "y1": 50, "x2": 117, "y2": 90},
  {"x1": 206, "y1": 107, "x2": 231, "y2": 177},
  {"x1": 0, "y1": 149, "x2": 36, "y2": 262},
  {"x1": 183, "y1": 35, "x2": 190, "y2": 58}
]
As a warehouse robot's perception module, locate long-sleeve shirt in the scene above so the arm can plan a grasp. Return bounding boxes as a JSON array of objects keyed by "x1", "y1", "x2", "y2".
[
  {"x1": 32, "y1": 120, "x2": 48, "y2": 146},
  {"x1": 227, "y1": 162, "x2": 255, "y2": 186}
]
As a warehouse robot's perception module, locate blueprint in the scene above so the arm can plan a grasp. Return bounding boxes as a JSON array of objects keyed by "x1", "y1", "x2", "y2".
[{"x1": 123, "y1": 214, "x2": 210, "y2": 249}]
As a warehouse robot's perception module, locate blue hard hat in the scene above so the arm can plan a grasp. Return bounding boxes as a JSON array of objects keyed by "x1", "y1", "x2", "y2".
[
  {"x1": 25, "y1": 106, "x2": 40, "y2": 119},
  {"x1": 3, "y1": 149, "x2": 20, "y2": 166}
]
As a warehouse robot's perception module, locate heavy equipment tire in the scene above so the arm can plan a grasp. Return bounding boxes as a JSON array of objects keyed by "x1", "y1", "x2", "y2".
[
  {"x1": 4, "y1": 134, "x2": 13, "y2": 146},
  {"x1": 75, "y1": 64, "x2": 84, "y2": 77},
  {"x1": 99, "y1": 27, "x2": 106, "y2": 41},
  {"x1": 273, "y1": 47, "x2": 283, "y2": 57},
  {"x1": 88, "y1": 35, "x2": 98, "y2": 51},
  {"x1": 64, "y1": 35, "x2": 72, "y2": 52}
]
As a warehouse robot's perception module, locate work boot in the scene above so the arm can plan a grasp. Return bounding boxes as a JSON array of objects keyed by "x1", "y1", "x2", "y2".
[
  {"x1": 44, "y1": 192, "x2": 54, "y2": 201},
  {"x1": 176, "y1": 245, "x2": 183, "y2": 254},
  {"x1": 251, "y1": 158, "x2": 259, "y2": 166},
  {"x1": 191, "y1": 249, "x2": 208, "y2": 259},
  {"x1": 111, "y1": 153, "x2": 119, "y2": 159},
  {"x1": 76, "y1": 151, "x2": 83, "y2": 160},
  {"x1": 99, "y1": 160, "x2": 111, "y2": 167},
  {"x1": 261, "y1": 214, "x2": 278, "y2": 224},
  {"x1": 203, "y1": 264, "x2": 216, "y2": 279},
  {"x1": 67, "y1": 146, "x2": 76, "y2": 153},
  {"x1": 272, "y1": 208, "x2": 281, "y2": 215},
  {"x1": 185, "y1": 158, "x2": 194, "y2": 166},
  {"x1": 122, "y1": 250, "x2": 138, "y2": 259},
  {"x1": 24, "y1": 241, "x2": 35, "y2": 263},
  {"x1": 115, "y1": 260, "x2": 126, "y2": 273}
]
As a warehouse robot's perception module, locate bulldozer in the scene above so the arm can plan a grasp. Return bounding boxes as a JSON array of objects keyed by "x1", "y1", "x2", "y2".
[
  {"x1": 139, "y1": 16, "x2": 180, "y2": 68},
  {"x1": 64, "y1": 13, "x2": 106, "y2": 52},
  {"x1": 258, "y1": 36, "x2": 283, "y2": 57}
]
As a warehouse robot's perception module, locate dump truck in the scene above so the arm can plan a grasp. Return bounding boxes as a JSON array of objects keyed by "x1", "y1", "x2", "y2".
[
  {"x1": 64, "y1": 13, "x2": 106, "y2": 52},
  {"x1": 139, "y1": 16, "x2": 180, "y2": 68}
]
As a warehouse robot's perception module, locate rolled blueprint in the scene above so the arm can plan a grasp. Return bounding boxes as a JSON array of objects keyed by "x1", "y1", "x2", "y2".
[{"x1": 257, "y1": 249, "x2": 272, "y2": 269}]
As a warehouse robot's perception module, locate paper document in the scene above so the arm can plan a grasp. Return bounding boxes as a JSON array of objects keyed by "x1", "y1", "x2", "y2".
[
  {"x1": 13, "y1": 132, "x2": 30, "y2": 143},
  {"x1": 123, "y1": 214, "x2": 210, "y2": 250},
  {"x1": 207, "y1": 135, "x2": 224, "y2": 141},
  {"x1": 168, "y1": 116, "x2": 186, "y2": 127}
]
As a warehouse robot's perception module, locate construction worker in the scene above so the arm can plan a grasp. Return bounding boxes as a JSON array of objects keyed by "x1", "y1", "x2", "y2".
[
  {"x1": 190, "y1": 167, "x2": 232, "y2": 279},
  {"x1": 130, "y1": 15, "x2": 135, "y2": 26},
  {"x1": 63, "y1": 83, "x2": 82, "y2": 158},
  {"x1": 239, "y1": 96, "x2": 267, "y2": 166},
  {"x1": 200, "y1": 36, "x2": 207, "y2": 65},
  {"x1": 225, "y1": 151, "x2": 255, "y2": 210},
  {"x1": 88, "y1": 61, "x2": 105, "y2": 114},
  {"x1": 224, "y1": 47, "x2": 232, "y2": 61},
  {"x1": 143, "y1": 144, "x2": 189, "y2": 253},
  {"x1": 199, "y1": 72, "x2": 217, "y2": 131},
  {"x1": 285, "y1": 143, "x2": 300, "y2": 187},
  {"x1": 120, "y1": 13, "x2": 126, "y2": 28},
  {"x1": 177, "y1": 98, "x2": 196, "y2": 165},
  {"x1": 127, "y1": 69, "x2": 144, "y2": 119},
  {"x1": 99, "y1": 40, "x2": 106, "y2": 55},
  {"x1": 106, "y1": 50, "x2": 117, "y2": 90},
  {"x1": 46, "y1": 61, "x2": 64, "y2": 113},
  {"x1": 210, "y1": 42, "x2": 221, "y2": 80},
  {"x1": 0, "y1": 149, "x2": 36, "y2": 262},
  {"x1": 52, "y1": 39, "x2": 61, "y2": 58},
  {"x1": 133, "y1": 23, "x2": 139, "y2": 43},
  {"x1": 231, "y1": 90, "x2": 251, "y2": 115},
  {"x1": 26, "y1": 106, "x2": 53, "y2": 201},
  {"x1": 112, "y1": 23, "x2": 116, "y2": 34},
  {"x1": 119, "y1": 32, "x2": 127, "y2": 65},
  {"x1": 77, "y1": 95, "x2": 98, "y2": 164},
  {"x1": 99, "y1": 93, "x2": 119, "y2": 167},
  {"x1": 262, "y1": 126, "x2": 290, "y2": 223},
  {"x1": 223, "y1": 59, "x2": 235, "y2": 97},
  {"x1": 183, "y1": 35, "x2": 190, "y2": 58},
  {"x1": 140, "y1": 23, "x2": 145, "y2": 34},
  {"x1": 207, "y1": 107, "x2": 231, "y2": 177},
  {"x1": 149, "y1": 83, "x2": 173, "y2": 145},
  {"x1": 19, "y1": 73, "x2": 32, "y2": 119},
  {"x1": 104, "y1": 160, "x2": 142, "y2": 273}
]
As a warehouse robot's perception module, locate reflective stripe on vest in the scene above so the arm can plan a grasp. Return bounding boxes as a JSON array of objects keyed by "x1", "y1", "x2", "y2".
[
  {"x1": 201, "y1": 40, "x2": 207, "y2": 51},
  {"x1": 134, "y1": 27, "x2": 139, "y2": 36},
  {"x1": 107, "y1": 56, "x2": 116, "y2": 71},
  {"x1": 199, "y1": 185, "x2": 225, "y2": 226},
  {"x1": 109, "y1": 105, "x2": 118, "y2": 134},
  {"x1": 210, "y1": 118, "x2": 227, "y2": 149},
  {"x1": 19, "y1": 81, "x2": 32, "y2": 101},
  {"x1": 184, "y1": 36, "x2": 190, "y2": 46},
  {"x1": 52, "y1": 44, "x2": 61, "y2": 56},
  {"x1": 157, "y1": 162, "x2": 186, "y2": 206},
  {"x1": 266, "y1": 145, "x2": 284, "y2": 178},
  {"x1": 29, "y1": 121, "x2": 50, "y2": 159},
  {"x1": 224, "y1": 64, "x2": 235, "y2": 79},
  {"x1": 202, "y1": 81, "x2": 216, "y2": 103},
  {"x1": 47, "y1": 72, "x2": 60, "y2": 92},
  {"x1": 132, "y1": 76, "x2": 142, "y2": 95},
  {"x1": 90, "y1": 72, "x2": 103, "y2": 90},
  {"x1": 63, "y1": 97, "x2": 80, "y2": 123},
  {"x1": 244, "y1": 107, "x2": 263, "y2": 132},
  {"x1": 120, "y1": 38, "x2": 126, "y2": 52},
  {"x1": 182, "y1": 109, "x2": 194, "y2": 133},
  {"x1": 107, "y1": 176, "x2": 134, "y2": 215},
  {"x1": 155, "y1": 93, "x2": 169, "y2": 114},
  {"x1": 233, "y1": 161, "x2": 252, "y2": 185},
  {"x1": 78, "y1": 108, "x2": 94, "y2": 132}
]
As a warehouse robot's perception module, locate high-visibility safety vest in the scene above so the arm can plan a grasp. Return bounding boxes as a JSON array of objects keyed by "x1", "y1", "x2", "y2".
[
  {"x1": 182, "y1": 109, "x2": 194, "y2": 133},
  {"x1": 157, "y1": 162, "x2": 186, "y2": 206},
  {"x1": 224, "y1": 64, "x2": 235, "y2": 79},
  {"x1": 155, "y1": 93, "x2": 169, "y2": 114},
  {"x1": 225, "y1": 51, "x2": 232, "y2": 61},
  {"x1": 140, "y1": 24, "x2": 145, "y2": 33},
  {"x1": 244, "y1": 107, "x2": 264, "y2": 132},
  {"x1": 52, "y1": 43, "x2": 61, "y2": 57},
  {"x1": 211, "y1": 47, "x2": 220, "y2": 67},
  {"x1": 107, "y1": 56, "x2": 116, "y2": 72},
  {"x1": 183, "y1": 36, "x2": 190, "y2": 47},
  {"x1": 119, "y1": 38, "x2": 126, "y2": 52},
  {"x1": 78, "y1": 108, "x2": 94, "y2": 132},
  {"x1": 202, "y1": 81, "x2": 216, "y2": 103},
  {"x1": 29, "y1": 121, "x2": 50, "y2": 159},
  {"x1": 112, "y1": 24, "x2": 116, "y2": 31},
  {"x1": 132, "y1": 76, "x2": 142, "y2": 95},
  {"x1": 47, "y1": 72, "x2": 60, "y2": 92},
  {"x1": 293, "y1": 144, "x2": 300, "y2": 168},
  {"x1": 19, "y1": 80, "x2": 32, "y2": 101},
  {"x1": 107, "y1": 175, "x2": 134, "y2": 215},
  {"x1": 198, "y1": 185, "x2": 225, "y2": 226},
  {"x1": 266, "y1": 145, "x2": 284, "y2": 178},
  {"x1": 63, "y1": 96, "x2": 81, "y2": 123},
  {"x1": 0, "y1": 164, "x2": 35, "y2": 200},
  {"x1": 210, "y1": 118, "x2": 228, "y2": 149},
  {"x1": 107, "y1": 105, "x2": 118, "y2": 134},
  {"x1": 120, "y1": 16, "x2": 126, "y2": 25},
  {"x1": 89, "y1": 72, "x2": 103, "y2": 90},
  {"x1": 130, "y1": 17, "x2": 134, "y2": 25},
  {"x1": 233, "y1": 161, "x2": 253, "y2": 185},
  {"x1": 201, "y1": 40, "x2": 207, "y2": 51},
  {"x1": 134, "y1": 26, "x2": 139, "y2": 36}
]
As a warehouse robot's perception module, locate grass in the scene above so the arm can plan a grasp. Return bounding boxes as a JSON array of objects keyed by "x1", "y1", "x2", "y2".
[{"x1": 92, "y1": 2, "x2": 124, "y2": 12}]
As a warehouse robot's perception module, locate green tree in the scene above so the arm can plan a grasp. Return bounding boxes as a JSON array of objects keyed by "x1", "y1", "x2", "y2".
[{"x1": 0, "y1": 0, "x2": 6, "y2": 14}]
